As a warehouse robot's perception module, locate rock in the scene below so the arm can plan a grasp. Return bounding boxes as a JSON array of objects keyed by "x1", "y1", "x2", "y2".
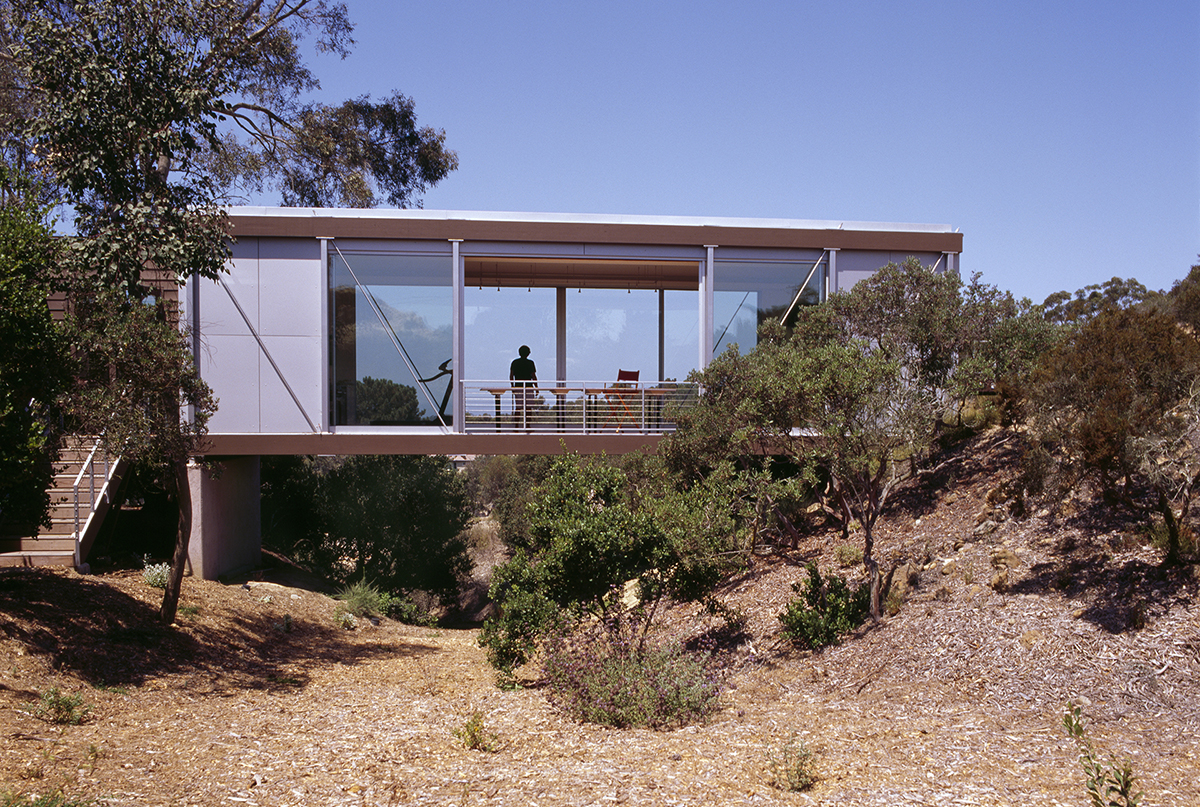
[
  {"x1": 990, "y1": 568, "x2": 1009, "y2": 591},
  {"x1": 888, "y1": 563, "x2": 916, "y2": 599},
  {"x1": 941, "y1": 558, "x2": 958, "y2": 576},
  {"x1": 973, "y1": 520, "x2": 999, "y2": 536},
  {"x1": 1020, "y1": 629, "x2": 1043, "y2": 649},
  {"x1": 991, "y1": 547, "x2": 1022, "y2": 568}
]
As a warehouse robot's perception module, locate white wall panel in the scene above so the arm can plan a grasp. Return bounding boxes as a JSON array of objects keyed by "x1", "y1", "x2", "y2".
[
  {"x1": 202, "y1": 334, "x2": 261, "y2": 432},
  {"x1": 258, "y1": 335, "x2": 323, "y2": 433},
  {"x1": 203, "y1": 260, "x2": 260, "y2": 336},
  {"x1": 259, "y1": 256, "x2": 323, "y2": 338}
]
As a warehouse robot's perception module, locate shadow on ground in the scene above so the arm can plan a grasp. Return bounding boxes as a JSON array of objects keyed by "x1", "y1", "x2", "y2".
[
  {"x1": 0, "y1": 567, "x2": 440, "y2": 691},
  {"x1": 1008, "y1": 497, "x2": 1198, "y2": 633}
]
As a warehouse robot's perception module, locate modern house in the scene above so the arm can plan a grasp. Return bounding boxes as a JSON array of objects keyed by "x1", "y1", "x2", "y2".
[
  {"x1": 191, "y1": 208, "x2": 961, "y2": 451},
  {"x1": 11, "y1": 208, "x2": 962, "y2": 575}
]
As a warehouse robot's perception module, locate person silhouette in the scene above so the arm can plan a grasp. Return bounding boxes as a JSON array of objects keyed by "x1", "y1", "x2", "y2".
[{"x1": 509, "y1": 345, "x2": 537, "y2": 427}]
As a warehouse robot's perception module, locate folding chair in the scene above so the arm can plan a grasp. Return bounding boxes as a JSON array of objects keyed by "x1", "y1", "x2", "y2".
[{"x1": 602, "y1": 369, "x2": 641, "y2": 431}]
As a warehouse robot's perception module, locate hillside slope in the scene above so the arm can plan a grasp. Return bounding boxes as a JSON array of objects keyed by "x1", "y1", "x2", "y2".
[{"x1": 1, "y1": 430, "x2": 1197, "y2": 806}]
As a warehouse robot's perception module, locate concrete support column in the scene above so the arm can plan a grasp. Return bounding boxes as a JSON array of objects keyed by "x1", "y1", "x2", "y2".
[{"x1": 187, "y1": 455, "x2": 261, "y2": 580}]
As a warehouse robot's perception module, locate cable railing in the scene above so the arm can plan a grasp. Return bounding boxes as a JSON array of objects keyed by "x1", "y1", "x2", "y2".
[{"x1": 462, "y1": 380, "x2": 698, "y2": 434}]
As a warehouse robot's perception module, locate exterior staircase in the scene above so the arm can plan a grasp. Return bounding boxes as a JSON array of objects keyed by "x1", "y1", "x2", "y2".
[{"x1": 0, "y1": 436, "x2": 125, "y2": 569}]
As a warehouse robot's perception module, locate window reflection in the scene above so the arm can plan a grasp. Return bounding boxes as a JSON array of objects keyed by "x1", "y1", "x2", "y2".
[
  {"x1": 714, "y1": 261, "x2": 825, "y2": 356},
  {"x1": 330, "y1": 252, "x2": 453, "y2": 426}
]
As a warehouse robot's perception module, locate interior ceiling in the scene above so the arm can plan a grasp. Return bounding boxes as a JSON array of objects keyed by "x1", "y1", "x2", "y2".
[{"x1": 465, "y1": 257, "x2": 699, "y2": 290}]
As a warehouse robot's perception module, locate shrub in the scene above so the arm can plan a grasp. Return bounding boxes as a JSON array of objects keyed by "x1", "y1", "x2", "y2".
[
  {"x1": 454, "y1": 711, "x2": 500, "y2": 752},
  {"x1": 833, "y1": 543, "x2": 863, "y2": 567},
  {"x1": 779, "y1": 563, "x2": 870, "y2": 650},
  {"x1": 261, "y1": 454, "x2": 472, "y2": 602},
  {"x1": 25, "y1": 688, "x2": 90, "y2": 725},
  {"x1": 141, "y1": 556, "x2": 170, "y2": 589},
  {"x1": 765, "y1": 732, "x2": 818, "y2": 791},
  {"x1": 1064, "y1": 703, "x2": 1143, "y2": 807},
  {"x1": 334, "y1": 580, "x2": 389, "y2": 617},
  {"x1": 385, "y1": 594, "x2": 438, "y2": 627},
  {"x1": 479, "y1": 452, "x2": 740, "y2": 679},
  {"x1": 543, "y1": 622, "x2": 722, "y2": 730}
]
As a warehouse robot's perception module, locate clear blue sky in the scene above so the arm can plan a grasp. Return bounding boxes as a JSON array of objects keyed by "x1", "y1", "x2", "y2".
[{"x1": 294, "y1": 0, "x2": 1199, "y2": 306}]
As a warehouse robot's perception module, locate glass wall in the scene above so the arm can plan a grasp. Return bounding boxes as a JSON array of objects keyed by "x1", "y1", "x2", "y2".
[
  {"x1": 330, "y1": 251, "x2": 453, "y2": 426},
  {"x1": 713, "y1": 260, "x2": 826, "y2": 357},
  {"x1": 464, "y1": 286, "x2": 556, "y2": 383}
]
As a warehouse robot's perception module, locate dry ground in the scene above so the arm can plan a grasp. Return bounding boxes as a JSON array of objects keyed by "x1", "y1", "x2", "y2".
[{"x1": 2, "y1": 431, "x2": 1198, "y2": 806}]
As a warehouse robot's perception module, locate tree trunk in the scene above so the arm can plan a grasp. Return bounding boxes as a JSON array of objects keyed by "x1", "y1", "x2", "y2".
[
  {"x1": 160, "y1": 457, "x2": 192, "y2": 625},
  {"x1": 863, "y1": 525, "x2": 882, "y2": 619},
  {"x1": 1155, "y1": 490, "x2": 1182, "y2": 568}
]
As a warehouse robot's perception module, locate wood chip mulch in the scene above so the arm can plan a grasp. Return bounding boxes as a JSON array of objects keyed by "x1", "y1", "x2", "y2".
[{"x1": 2, "y1": 431, "x2": 1198, "y2": 806}]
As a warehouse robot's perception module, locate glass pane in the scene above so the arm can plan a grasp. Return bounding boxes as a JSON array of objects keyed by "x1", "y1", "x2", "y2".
[
  {"x1": 663, "y1": 289, "x2": 699, "y2": 382},
  {"x1": 567, "y1": 289, "x2": 658, "y2": 383},
  {"x1": 331, "y1": 252, "x2": 453, "y2": 426},
  {"x1": 464, "y1": 286, "x2": 556, "y2": 383},
  {"x1": 714, "y1": 261, "x2": 825, "y2": 355}
]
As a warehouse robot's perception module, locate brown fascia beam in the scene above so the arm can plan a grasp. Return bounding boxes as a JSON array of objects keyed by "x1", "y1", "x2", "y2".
[{"x1": 228, "y1": 214, "x2": 964, "y2": 255}]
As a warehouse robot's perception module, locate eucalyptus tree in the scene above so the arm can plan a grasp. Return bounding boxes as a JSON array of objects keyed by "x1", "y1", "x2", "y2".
[
  {"x1": 669, "y1": 260, "x2": 1028, "y2": 618},
  {"x1": 0, "y1": 0, "x2": 457, "y2": 622}
]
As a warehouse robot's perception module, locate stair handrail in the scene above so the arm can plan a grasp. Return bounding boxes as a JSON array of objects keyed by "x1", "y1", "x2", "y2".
[{"x1": 72, "y1": 435, "x2": 112, "y2": 567}]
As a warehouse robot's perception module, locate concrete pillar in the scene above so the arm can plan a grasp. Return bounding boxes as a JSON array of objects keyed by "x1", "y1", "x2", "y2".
[{"x1": 187, "y1": 455, "x2": 261, "y2": 580}]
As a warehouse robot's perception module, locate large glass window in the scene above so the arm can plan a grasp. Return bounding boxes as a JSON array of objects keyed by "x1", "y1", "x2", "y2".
[
  {"x1": 464, "y1": 286, "x2": 556, "y2": 383},
  {"x1": 713, "y1": 260, "x2": 825, "y2": 357},
  {"x1": 564, "y1": 289, "x2": 698, "y2": 383},
  {"x1": 330, "y1": 251, "x2": 453, "y2": 426}
]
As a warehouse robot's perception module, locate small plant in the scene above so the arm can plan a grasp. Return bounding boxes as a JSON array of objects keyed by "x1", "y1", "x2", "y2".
[
  {"x1": 90, "y1": 682, "x2": 128, "y2": 696},
  {"x1": 1, "y1": 792, "x2": 95, "y2": 807},
  {"x1": 334, "y1": 579, "x2": 389, "y2": 617},
  {"x1": 333, "y1": 605, "x2": 358, "y2": 630},
  {"x1": 765, "y1": 732, "x2": 817, "y2": 792},
  {"x1": 1063, "y1": 703, "x2": 1143, "y2": 807},
  {"x1": 884, "y1": 587, "x2": 905, "y2": 617},
  {"x1": 543, "y1": 621, "x2": 722, "y2": 729},
  {"x1": 84, "y1": 744, "x2": 103, "y2": 772},
  {"x1": 454, "y1": 711, "x2": 501, "y2": 752},
  {"x1": 25, "y1": 688, "x2": 90, "y2": 725},
  {"x1": 778, "y1": 563, "x2": 870, "y2": 650},
  {"x1": 833, "y1": 543, "x2": 863, "y2": 567},
  {"x1": 177, "y1": 604, "x2": 200, "y2": 619},
  {"x1": 1144, "y1": 517, "x2": 1196, "y2": 558},
  {"x1": 141, "y1": 555, "x2": 170, "y2": 589}
]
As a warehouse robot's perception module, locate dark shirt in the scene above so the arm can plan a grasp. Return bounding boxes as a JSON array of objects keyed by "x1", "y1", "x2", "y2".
[{"x1": 509, "y1": 357, "x2": 537, "y2": 386}]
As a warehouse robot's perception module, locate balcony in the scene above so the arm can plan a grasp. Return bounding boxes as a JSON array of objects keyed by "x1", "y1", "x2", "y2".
[{"x1": 462, "y1": 380, "x2": 696, "y2": 435}]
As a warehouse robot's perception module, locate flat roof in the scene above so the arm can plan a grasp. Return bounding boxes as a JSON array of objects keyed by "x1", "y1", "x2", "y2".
[{"x1": 227, "y1": 207, "x2": 963, "y2": 254}]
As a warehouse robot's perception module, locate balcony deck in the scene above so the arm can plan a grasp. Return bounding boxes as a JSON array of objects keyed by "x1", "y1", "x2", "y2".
[{"x1": 199, "y1": 380, "x2": 692, "y2": 457}]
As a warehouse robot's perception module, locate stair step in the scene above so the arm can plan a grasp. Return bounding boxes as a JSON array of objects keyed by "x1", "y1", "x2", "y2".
[
  {"x1": 0, "y1": 550, "x2": 75, "y2": 568},
  {"x1": 0, "y1": 536, "x2": 75, "y2": 552}
]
